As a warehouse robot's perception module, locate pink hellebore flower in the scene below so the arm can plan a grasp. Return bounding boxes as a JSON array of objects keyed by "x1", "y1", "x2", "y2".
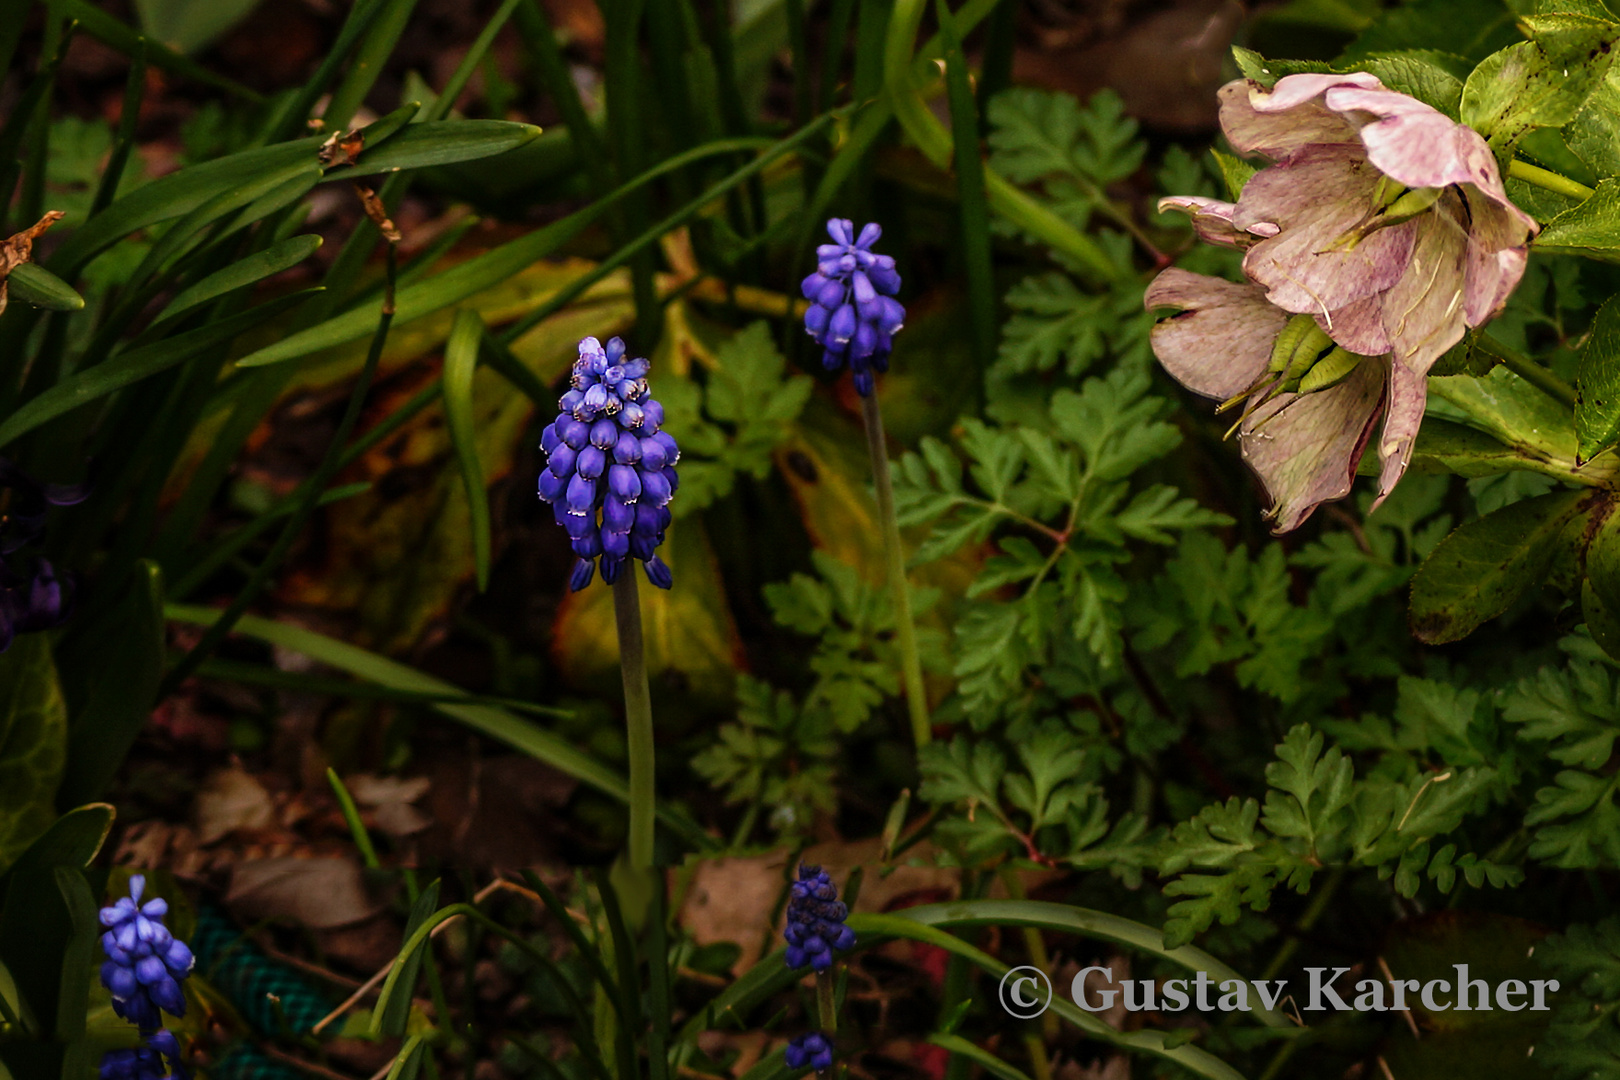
[
  {"x1": 1146, "y1": 268, "x2": 1395, "y2": 532},
  {"x1": 1150, "y1": 72, "x2": 1536, "y2": 529}
]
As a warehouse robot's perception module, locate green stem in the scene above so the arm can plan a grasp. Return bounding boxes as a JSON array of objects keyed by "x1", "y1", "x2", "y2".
[
  {"x1": 1471, "y1": 332, "x2": 1577, "y2": 408},
  {"x1": 860, "y1": 392, "x2": 931, "y2": 749},
  {"x1": 1510, "y1": 159, "x2": 1595, "y2": 203},
  {"x1": 613, "y1": 571, "x2": 657, "y2": 870},
  {"x1": 1260, "y1": 865, "x2": 1345, "y2": 981},
  {"x1": 816, "y1": 968, "x2": 837, "y2": 1035}
]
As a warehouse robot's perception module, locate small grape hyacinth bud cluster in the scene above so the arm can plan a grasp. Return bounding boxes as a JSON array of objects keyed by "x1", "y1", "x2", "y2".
[
  {"x1": 99, "y1": 877, "x2": 193, "y2": 1079},
  {"x1": 783, "y1": 863, "x2": 856, "y2": 971},
  {"x1": 801, "y1": 220, "x2": 905, "y2": 397},
  {"x1": 786, "y1": 1031, "x2": 835, "y2": 1073},
  {"x1": 99, "y1": 1030, "x2": 184, "y2": 1080},
  {"x1": 538, "y1": 336, "x2": 680, "y2": 591}
]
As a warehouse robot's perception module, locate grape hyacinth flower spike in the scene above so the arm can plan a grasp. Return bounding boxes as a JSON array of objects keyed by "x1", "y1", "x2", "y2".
[
  {"x1": 537, "y1": 336, "x2": 679, "y2": 592},
  {"x1": 784, "y1": 863, "x2": 856, "y2": 972},
  {"x1": 786, "y1": 1032, "x2": 836, "y2": 1074},
  {"x1": 801, "y1": 219, "x2": 905, "y2": 397},
  {"x1": 99, "y1": 876, "x2": 192, "y2": 1079}
]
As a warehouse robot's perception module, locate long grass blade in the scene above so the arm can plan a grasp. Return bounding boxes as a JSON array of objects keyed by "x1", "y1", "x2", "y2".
[
  {"x1": 443, "y1": 309, "x2": 493, "y2": 590},
  {"x1": 936, "y1": 0, "x2": 996, "y2": 368}
]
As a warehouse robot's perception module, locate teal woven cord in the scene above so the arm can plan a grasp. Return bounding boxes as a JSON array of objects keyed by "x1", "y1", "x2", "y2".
[
  {"x1": 190, "y1": 902, "x2": 335, "y2": 1078},
  {"x1": 205, "y1": 1042, "x2": 304, "y2": 1080}
]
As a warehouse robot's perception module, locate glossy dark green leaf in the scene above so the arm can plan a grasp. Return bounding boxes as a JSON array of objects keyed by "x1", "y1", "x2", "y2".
[
  {"x1": 0, "y1": 637, "x2": 67, "y2": 875},
  {"x1": 352, "y1": 101, "x2": 420, "y2": 149},
  {"x1": 0, "y1": 289, "x2": 320, "y2": 450},
  {"x1": 52, "y1": 867, "x2": 97, "y2": 1080},
  {"x1": 45, "y1": 0, "x2": 262, "y2": 101},
  {"x1": 377, "y1": 881, "x2": 440, "y2": 1037},
  {"x1": 1578, "y1": 295, "x2": 1620, "y2": 463},
  {"x1": 442, "y1": 310, "x2": 491, "y2": 591},
  {"x1": 133, "y1": 0, "x2": 264, "y2": 55},
  {"x1": 50, "y1": 145, "x2": 321, "y2": 276},
  {"x1": 5, "y1": 265, "x2": 83, "y2": 312},
  {"x1": 1411, "y1": 488, "x2": 1592, "y2": 643},
  {"x1": 319, "y1": 119, "x2": 542, "y2": 183},
  {"x1": 151, "y1": 234, "x2": 323, "y2": 327},
  {"x1": 1460, "y1": 15, "x2": 1620, "y2": 152},
  {"x1": 0, "y1": 805, "x2": 112, "y2": 1036},
  {"x1": 56, "y1": 561, "x2": 164, "y2": 807},
  {"x1": 386, "y1": 1035, "x2": 428, "y2": 1080}
]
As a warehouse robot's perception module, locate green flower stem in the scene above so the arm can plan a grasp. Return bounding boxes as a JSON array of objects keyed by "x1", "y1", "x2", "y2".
[
  {"x1": 1510, "y1": 159, "x2": 1595, "y2": 203},
  {"x1": 613, "y1": 571, "x2": 657, "y2": 870},
  {"x1": 860, "y1": 392, "x2": 932, "y2": 749},
  {"x1": 816, "y1": 968, "x2": 837, "y2": 1035},
  {"x1": 1471, "y1": 332, "x2": 1577, "y2": 408}
]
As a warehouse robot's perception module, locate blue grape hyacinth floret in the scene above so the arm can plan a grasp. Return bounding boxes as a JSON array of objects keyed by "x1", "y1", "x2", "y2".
[
  {"x1": 800, "y1": 219, "x2": 905, "y2": 397},
  {"x1": 785, "y1": 1031, "x2": 835, "y2": 1073},
  {"x1": 538, "y1": 336, "x2": 679, "y2": 592},
  {"x1": 99, "y1": 875, "x2": 195, "y2": 1031},
  {"x1": 783, "y1": 863, "x2": 855, "y2": 971},
  {"x1": 99, "y1": 1030, "x2": 185, "y2": 1080}
]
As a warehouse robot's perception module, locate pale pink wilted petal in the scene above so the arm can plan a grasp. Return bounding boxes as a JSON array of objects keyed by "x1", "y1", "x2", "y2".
[
  {"x1": 1145, "y1": 269, "x2": 1289, "y2": 399},
  {"x1": 1237, "y1": 359, "x2": 1385, "y2": 533},
  {"x1": 1379, "y1": 199, "x2": 1470, "y2": 376},
  {"x1": 1236, "y1": 144, "x2": 1415, "y2": 319},
  {"x1": 1321, "y1": 87, "x2": 1483, "y2": 188},
  {"x1": 1461, "y1": 187, "x2": 1535, "y2": 325},
  {"x1": 1158, "y1": 196, "x2": 1278, "y2": 248},
  {"x1": 1371, "y1": 358, "x2": 1428, "y2": 513},
  {"x1": 1313, "y1": 294, "x2": 1390, "y2": 356},
  {"x1": 1218, "y1": 79, "x2": 1360, "y2": 160}
]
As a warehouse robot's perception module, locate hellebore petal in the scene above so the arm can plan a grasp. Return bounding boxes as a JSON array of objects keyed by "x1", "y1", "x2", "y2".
[
  {"x1": 1217, "y1": 76, "x2": 1366, "y2": 160},
  {"x1": 1235, "y1": 143, "x2": 1415, "y2": 320},
  {"x1": 1372, "y1": 358, "x2": 1430, "y2": 513},
  {"x1": 1237, "y1": 359, "x2": 1385, "y2": 533},
  {"x1": 1144, "y1": 269, "x2": 1290, "y2": 399},
  {"x1": 1378, "y1": 200, "x2": 1469, "y2": 375},
  {"x1": 1158, "y1": 196, "x2": 1278, "y2": 248}
]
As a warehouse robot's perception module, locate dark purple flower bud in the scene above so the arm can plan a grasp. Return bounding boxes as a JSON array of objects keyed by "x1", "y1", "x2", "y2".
[
  {"x1": 563, "y1": 513, "x2": 595, "y2": 540},
  {"x1": 559, "y1": 388, "x2": 584, "y2": 414},
  {"x1": 786, "y1": 1032, "x2": 835, "y2": 1073},
  {"x1": 576, "y1": 446, "x2": 607, "y2": 480},
  {"x1": 816, "y1": 278, "x2": 846, "y2": 309},
  {"x1": 821, "y1": 349, "x2": 842, "y2": 371},
  {"x1": 804, "y1": 304, "x2": 830, "y2": 338},
  {"x1": 851, "y1": 271, "x2": 875, "y2": 305},
  {"x1": 802, "y1": 272, "x2": 830, "y2": 300},
  {"x1": 876, "y1": 296, "x2": 905, "y2": 334},
  {"x1": 538, "y1": 469, "x2": 566, "y2": 503},
  {"x1": 640, "y1": 437, "x2": 668, "y2": 472},
  {"x1": 601, "y1": 556, "x2": 625, "y2": 584},
  {"x1": 828, "y1": 304, "x2": 856, "y2": 345},
  {"x1": 540, "y1": 424, "x2": 561, "y2": 454},
  {"x1": 853, "y1": 371, "x2": 875, "y2": 396},
  {"x1": 634, "y1": 502, "x2": 664, "y2": 535},
  {"x1": 640, "y1": 468, "x2": 672, "y2": 507},
  {"x1": 620, "y1": 401, "x2": 645, "y2": 429},
  {"x1": 630, "y1": 531, "x2": 656, "y2": 560},
  {"x1": 591, "y1": 418, "x2": 618, "y2": 448},
  {"x1": 603, "y1": 495, "x2": 635, "y2": 533},
  {"x1": 645, "y1": 555, "x2": 672, "y2": 589},
  {"x1": 583, "y1": 384, "x2": 610, "y2": 414},
  {"x1": 569, "y1": 558, "x2": 595, "y2": 591},
  {"x1": 642, "y1": 399, "x2": 664, "y2": 433},
  {"x1": 605, "y1": 336, "x2": 627, "y2": 363},
  {"x1": 572, "y1": 532, "x2": 602, "y2": 558},
  {"x1": 613, "y1": 430, "x2": 642, "y2": 465},
  {"x1": 565, "y1": 474, "x2": 598, "y2": 514},
  {"x1": 608, "y1": 464, "x2": 642, "y2": 502},
  {"x1": 851, "y1": 323, "x2": 878, "y2": 360},
  {"x1": 662, "y1": 466, "x2": 679, "y2": 495},
  {"x1": 652, "y1": 431, "x2": 680, "y2": 465},
  {"x1": 856, "y1": 222, "x2": 881, "y2": 247},
  {"x1": 602, "y1": 528, "x2": 630, "y2": 558},
  {"x1": 547, "y1": 444, "x2": 577, "y2": 478}
]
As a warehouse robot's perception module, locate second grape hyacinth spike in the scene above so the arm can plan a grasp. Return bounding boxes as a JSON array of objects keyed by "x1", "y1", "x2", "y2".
[
  {"x1": 801, "y1": 219, "x2": 905, "y2": 397},
  {"x1": 537, "y1": 336, "x2": 680, "y2": 591}
]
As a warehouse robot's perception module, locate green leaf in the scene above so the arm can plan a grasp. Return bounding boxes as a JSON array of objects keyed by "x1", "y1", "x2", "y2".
[
  {"x1": 49, "y1": 145, "x2": 320, "y2": 276},
  {"x1": 0, "y1": 637, "x2": 68, "y2": 875},
  {"x1": 1537, "y1": 917, "x2": 1620, "y2": 1078},
  {"x1": 0, "y1": 289, "x2": 320, "y2": 450},
  {"x1": 1261, "y1": 725, "x2": 1354, "y2": 849},
  {"x1": 1210, "y1": 149, "x2": 1257, "y2": 201},
  {"x1": 319, "y1": 119, "x2": 542, "y2": 182},
  {"x1": 378, "y1": 882, "x2": 441, "y2": 1037},
  {"x1": 1409, "y1": 487, "x2": 1591, "y2": 643},
  {"x1": 1565, "y1": 72, "x2": 1620, "y2": 178},
  {"x1": 1537, "y1": 178, "x2": 1620, "y2": 260},
  {"x1": 151, "y1": 233, "x2": 322, "y2": 327},
  {"x1": 1525, "y1": 769, "x2": 1620, "y2": 866},
  {"x1": 162, "y1": 604, "x2": 716, "y2": 850},
  {"x1": 385, "y1": 1035, "x2": 428, "y2": 1080},
  {"x1": 45, "y1": 0, "x2": 263, "y2": 102},
  {"x1": 1503, "y1": 632, "x2": 1620, "y2": 767},
  {"x1": 52, "y1": 868, "x2": 97, "y2": 1080},
  {"x1": 5, "y1": 264, "x2": 83, "y2": 312},
  {"x1": 1358, "y1": 51, "x2": 1468, "y2": 116},
  {"x1": 1461, "y1": 16, "x2": 1620, "y2": 153},
  {"x1": 55, "y1": 561, "x2": 165, "y2": 807},
  {"x1": 1402, "y1": 417, "x2": 1548, "y2": 477},
  {"x1": 134, "y1": 0, "x2": 265, "y2": 54},
  {"x1": 442, "y1": 310, "x2": 492, "y2": 591}
]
